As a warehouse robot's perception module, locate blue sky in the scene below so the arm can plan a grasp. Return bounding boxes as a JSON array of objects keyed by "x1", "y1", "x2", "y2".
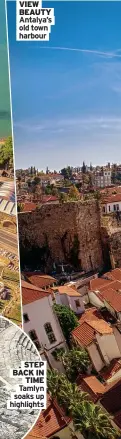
[{"x1": 7, "y1": 1, "x2": 121, "y2": 170}]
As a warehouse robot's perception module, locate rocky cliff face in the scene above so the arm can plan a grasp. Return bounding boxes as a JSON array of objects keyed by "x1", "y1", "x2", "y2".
[
  {"x1": 109, "y1": 230, "x2": 121, "y2": 268},
  {"x1": 18, "y1": 200, "x2": 104, "y2": 273}
]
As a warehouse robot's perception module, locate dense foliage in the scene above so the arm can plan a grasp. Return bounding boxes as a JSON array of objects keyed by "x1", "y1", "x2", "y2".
[
  {"x1": 47, "y1": 369, "x2": 119, "y2": 439},
  {"x1": 0, "y1": 136, "x2": 13, "y2": 169},
  {"x1": 57, "y1": 347, "x2": 90, "y2": 381},
  {"x1": 53, "y1": 303, "x2": 79, "y2": 343}
]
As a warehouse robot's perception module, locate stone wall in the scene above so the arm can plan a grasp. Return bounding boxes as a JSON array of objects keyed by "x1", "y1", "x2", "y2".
[
  {"x1": 18, "y1": 200, "x2": 104, "y2": 273},
  {"x1": 109, "y1": 230, "x2": 121, "y2": 268}
]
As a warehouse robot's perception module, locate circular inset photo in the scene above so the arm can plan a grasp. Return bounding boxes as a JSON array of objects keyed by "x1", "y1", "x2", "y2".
[{"x1": 0, "y1": 316, "x2": 42, "y2": 439}]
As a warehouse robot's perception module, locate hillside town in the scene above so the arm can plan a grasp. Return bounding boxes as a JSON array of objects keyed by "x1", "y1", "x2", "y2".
[
  {"x1": 15, "y1": 161, "x2": 121, "y2": 439},
  {"x1": 16, "y1": 162, "x2": 121, "y2": 216}
]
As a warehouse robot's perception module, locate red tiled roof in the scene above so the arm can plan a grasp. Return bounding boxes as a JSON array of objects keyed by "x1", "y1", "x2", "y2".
[
  {"x1": 100, "y1": 280, "x2": 121, "y2": 292},
  {"x1": 25, "y1": 273, "x2": 57, "y2": 289},
  {"x1": 79, "y1": 376, "x2": 105, "y2": 403},
  {"x1": 22, "y1": 280, "x2": 51, "y2": 305},
  {"x1": 52, "y1": 285, "x2": 81, "y2": 297},
  {"x1": 25, "y1": 395, "x2": 70, "y2": 438},
  {"x1": 86, "y1": 319, "x2": 112, "y2": 335},
  {"x1": 89, "y1": 277, "x2": 113, "y2": 291},
  {"x1": 99, "y1": 287, "x2": 121, "y2": 312},
  {"x1": 78, "y1": 307, "x2": 102, "y2": 323},
  {"x1": 42, "y1": 195, "x2": 58, "y2": 203},
  {"x1": 23, "y1": 202, "x2": 36, "y2": 212},
  {"x1": 101, "y1": 194, "x2": 121, "y2": 204},
  {"x1": 72, "y1": 308, "x2": 113, "y2": 347},
  {"x1": 22, "y1": 280, "x2": 44, "y2": 291},
  {"x1": 103, "y1": 268, "x2": 121, "y2": 283},
  {"x1": 101, "y1": 186, "x2": 121, "y2": 195},
  {"x1": 72, "y1": 321, "x2": 95, "y2": 347}
]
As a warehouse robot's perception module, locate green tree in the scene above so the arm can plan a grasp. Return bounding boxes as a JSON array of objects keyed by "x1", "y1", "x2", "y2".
[
  {"x1": 61, "y1": 166, "x2": 72, "y2": 180},
  {"x1": 45, "y1": 185, "x2": 52, "y2": 195},
  {"x1": 47, "y1": 370, "x2": 118, "y2": 439},
  {"x1": 0, "y1": 136, "x2": 13, "y2": 169},
  {"x1": 72, "y1": 400, "x2": 119, "y2": 439},
  {"x1": 59, "y1": 192, "x2": 68, "y2": 203},
  {"x1": 51, "y1": 187, "x2": 58, "y2": 196},
  {"x1": 57, "y1": 347, "x2": 90, "y2": 382},
  {"x1": 68, "y1": 185, "x2": 80, "y2": 201},
  {"x1": 33, "y1": 176, "x2": 40, "y2": 185},
  {"x1": 53, "y1": 303, "x2": 78, "y2": 343},
  {"x1": 47, "y1": 369, "x2": 87, "y2": 414},
  {"x1": 81, "y1": 161, "x2": 86, "y2": 174},
  {"x1": 47, "y1": 369, "x2": 61, "y2": 400},
  {"x1": 27, "y1": 178, "x2": 31, "y2": 187}
]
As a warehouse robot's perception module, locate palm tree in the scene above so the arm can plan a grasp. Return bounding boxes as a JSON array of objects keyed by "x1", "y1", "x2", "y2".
[
  {"x1": 47, "y1": 369, "x2": 61, "y2": 400},
  {"x1": 72, "y1": 400, "x2": 119, "y2": 439},
  {"x1": 47, "y1": 369, "x2": 87, "y2": 415},
  {"x1": 57, "y1": 347, "x2": 90, "y2": 381}
]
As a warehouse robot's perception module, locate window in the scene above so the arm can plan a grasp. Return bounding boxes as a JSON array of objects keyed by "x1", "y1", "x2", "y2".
[
  {"x1": 23, "y1": 313, "x2": 29, "y2": 323},
  {"x1": 44, "y1": 322, "x2": 56, "y2": 344},
  {"x1": 29, "y1": 330, "x2": 41, "y2": 349},
  {"x1": 113, "y1": 205, "x2": 116, "y2": 211},
  {"x1": 75, "y1": 299, "x2": 80, "y2": 308},
  {"x1": 102, "y1": 206, "x2": 105, "y2": 213},
  {"x1": 117, "y1": 204, "x2": 119, "y2": 211},
  {"x1": 109, "y1": 206, "x2": 110, "y2": 212}
]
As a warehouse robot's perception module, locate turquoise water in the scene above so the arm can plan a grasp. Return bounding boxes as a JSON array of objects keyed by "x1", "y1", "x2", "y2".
[{"x1": 0, "y1": 0, "x2": 11, "y2": 137}]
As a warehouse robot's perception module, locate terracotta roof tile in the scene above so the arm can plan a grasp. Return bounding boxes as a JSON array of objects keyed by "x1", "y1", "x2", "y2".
[
  {"x1": 86, "y1": 319, "x2": 113, "y2": 335},
  {"x1": 79, "y1": 376, "x2": 105, "y2": 402},
  {"x1": 101, "y1": 194, "x2": 121, "y2": 204},
  {"x1": 22, "y1": 280, "x2": 44, "y2": 291},
  {"x1": 100, "y1": 287, "x2": 121, "y2": 312},
  {"x1": 103, "y1": 268, "x2": 121, "y2": 282},
  {"x1": 72, "y1": 308, "x2": 113, "y2": 347},
  {"x1": 25, "y1": 273, "x2": 57, "y2": 289},
  {"x1": 89, "y1": 278, "x2": 112, "y2": 291},
  {"x1": 23, "y1": 203, "x2": 36, "y2": 212},
  {"x1": 100, "y1": 280, "x2": 121, "y2": 292},
  {"x1": 25, "y1": 395, "x2": 70, "y2": 438},
  {"x1": 22, "y1": 288, "x2": 51, "y2": 305},
  {"x1": 78, "y1": 307, "x2": 102, "y2": 323},
  {"x1": 72, "y1": 321, "x2": 95, "y2": 347},
  {"x1": 22, "y1": 280, "x2": 51, "y2": 305},
  {"x1": 52, "y1": 285, "x2": 81, "y2": 297},
  {"x1": 42, "y1": 195, "x2": 58, "y2": 203}
]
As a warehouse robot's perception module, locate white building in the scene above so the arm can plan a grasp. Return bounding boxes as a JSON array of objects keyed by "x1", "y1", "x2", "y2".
[
  {"x1": 72, "y1": 308, "x2": 121, "y2": 373},
  {"x1": 52, "y1": 285, "x2": 85, "y2": 315},
  {"x1": 22, "y1": 280, "x2": 67, "y2": 372},
  {"x1": 95, "y1": 169, "x2": 111, "y2": 188},
  {"x1": 101, "y1": 194, "x2": 121, "y2": 214}
]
